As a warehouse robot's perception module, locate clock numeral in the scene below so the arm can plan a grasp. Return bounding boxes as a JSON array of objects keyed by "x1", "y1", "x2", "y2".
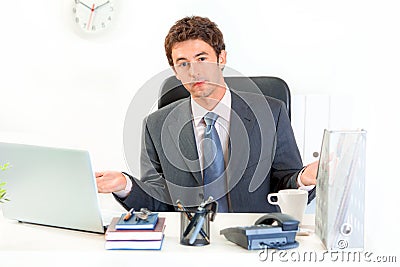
[
  {"x1": 75, "y1": 17, "x2": 79, "y2": 23},
  {"x1": 108, "y1": 16, "x2": 112, "y2": 21},
  {"x1": 110, "y1": 7, "x2": 114, "y2": 12},
  {"x1": 101, "y1": 22, "x2": 106, "y2": 28},
  {"x1": 75, "y1": 0, "x2": 80, "y2": 4},
  {"x1": 91, "y1": 25, "x2": 96, "y2": 31},
  {"x1": 72, "y1": 7, "x2": 76, "y2": 14}
]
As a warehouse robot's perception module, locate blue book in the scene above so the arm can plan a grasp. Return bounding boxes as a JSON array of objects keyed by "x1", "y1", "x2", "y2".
[{"x1": 115, "y1": 212, "x2": 159, "y2": 230}]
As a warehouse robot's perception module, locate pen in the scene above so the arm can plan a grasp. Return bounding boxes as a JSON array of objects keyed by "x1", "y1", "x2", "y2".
[
  {"x1": 189, "y1": 213, "x2": 206, "y2": 244},
  {"x1": 123, "y1": 208, "x2": 134, "y2": 221},
  {"x1": 176, "y1": 202, "x2": 193, "y2": 220},
  {"x1": 183, "y1": 211, "x2": 201, "y2": 237}
]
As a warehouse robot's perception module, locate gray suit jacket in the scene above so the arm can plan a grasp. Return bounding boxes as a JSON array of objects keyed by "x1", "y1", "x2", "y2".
[{"x1": 117, "y1": 90, "x2": 315, "y2": 212}]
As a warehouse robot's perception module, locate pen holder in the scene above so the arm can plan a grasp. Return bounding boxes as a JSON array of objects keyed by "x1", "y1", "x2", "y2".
[{"x1": 180, "y1": 209, "x2": 211, "y2": 246}]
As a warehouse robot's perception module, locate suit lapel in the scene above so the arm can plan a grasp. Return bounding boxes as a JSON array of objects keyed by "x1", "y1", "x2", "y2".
[
  {"x1": 166, "y1": 99, "x2": 203, "y2": 185},
  {"x1": 226, "y1": 91, "x2": 257, "y2": 209},
  {"x1": 230, "y1": 91, "x2": 255, "y2": 138}
]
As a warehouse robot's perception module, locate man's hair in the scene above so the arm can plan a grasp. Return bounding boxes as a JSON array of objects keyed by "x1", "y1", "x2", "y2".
[{"x1": 164, "y1": 16, "x2": 226, "y2": 66}]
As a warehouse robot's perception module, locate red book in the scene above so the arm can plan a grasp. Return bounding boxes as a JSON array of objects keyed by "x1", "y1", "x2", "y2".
[{"x1": 105, "y1": 217, "x2": 165, "y2": 241}]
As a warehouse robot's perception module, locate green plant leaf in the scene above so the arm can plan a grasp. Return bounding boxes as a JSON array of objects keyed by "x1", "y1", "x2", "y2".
[
  {"x1": 1, "y1": 163, "x2": 10, "y2": 171},
  {"x1": 0, "y1": 162, "x2": 10, "y2": 202}
]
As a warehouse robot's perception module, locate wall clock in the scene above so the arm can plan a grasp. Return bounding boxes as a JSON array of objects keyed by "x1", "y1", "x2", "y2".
[{"x1": 73, "y1": 0, "x2": 114, "y2": 33}]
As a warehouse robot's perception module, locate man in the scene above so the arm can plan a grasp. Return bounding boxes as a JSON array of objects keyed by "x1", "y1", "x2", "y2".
[{"x1": 96, "y1": 16, "x2": 318, "y2": 212}]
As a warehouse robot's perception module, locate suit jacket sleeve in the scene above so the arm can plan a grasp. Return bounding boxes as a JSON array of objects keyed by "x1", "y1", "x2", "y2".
[
  {"x1": 268, "y1": 99, "x2": 315, "y2": 202},
  {"x1": 113, "y1": 118, "x2": 174, "y2": 212}
]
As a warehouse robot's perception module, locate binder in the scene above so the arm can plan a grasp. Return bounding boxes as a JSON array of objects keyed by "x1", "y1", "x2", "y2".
[{"x1": 315, "y1": 129, "x2": 366, "y2": 250}]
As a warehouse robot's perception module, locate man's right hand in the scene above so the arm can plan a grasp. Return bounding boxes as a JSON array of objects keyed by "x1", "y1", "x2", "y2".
[{"x1": 95, "y1": 171, "x2": 127, "y2": 193}]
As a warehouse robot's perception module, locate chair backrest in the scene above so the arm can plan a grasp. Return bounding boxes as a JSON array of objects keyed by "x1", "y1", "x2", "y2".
[{"x1": 158, "y1": 76, "x2": 291, "y2": 119}]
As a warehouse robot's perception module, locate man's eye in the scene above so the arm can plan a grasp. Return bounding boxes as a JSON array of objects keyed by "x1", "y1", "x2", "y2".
[
  {"x1": 179, "y1": 62, "x2": 189, "y2": 67},
  {"x1": 198, "y1": 57, "x2": 206, "y2": 61}
]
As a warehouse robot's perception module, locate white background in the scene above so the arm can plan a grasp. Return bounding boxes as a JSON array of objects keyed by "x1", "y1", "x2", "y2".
[{"x1": 1, "y1": 0, "x2": 399, "y2": 255}]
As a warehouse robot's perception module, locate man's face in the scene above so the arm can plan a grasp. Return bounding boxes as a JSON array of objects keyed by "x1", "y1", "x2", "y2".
[{"x1": 171, "y1": 39, "x2": 226, "y2": 100}]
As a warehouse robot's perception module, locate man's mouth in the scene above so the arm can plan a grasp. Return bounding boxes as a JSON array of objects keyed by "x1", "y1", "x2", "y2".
[{"x1": 193, "y1": 81, "x2": 206, "y2": 87}]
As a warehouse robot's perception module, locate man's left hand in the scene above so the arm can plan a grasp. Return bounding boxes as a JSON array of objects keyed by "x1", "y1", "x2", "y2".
[{"x1": 300, "y1": 160, "x2": 319, "y2": 186}]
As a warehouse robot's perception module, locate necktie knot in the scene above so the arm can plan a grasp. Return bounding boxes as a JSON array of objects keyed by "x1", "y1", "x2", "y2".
[{"x1": 204, "y1": 112, "x2": 219, "y2": 127}]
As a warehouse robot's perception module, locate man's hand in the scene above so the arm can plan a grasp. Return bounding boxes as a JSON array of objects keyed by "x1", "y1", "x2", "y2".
[
  {"x1": 300, "y1": 160, "x2": 319, "y2": 186},
  {"x1": 95, "y1": 171, "x2": 127, "y2": 193}
]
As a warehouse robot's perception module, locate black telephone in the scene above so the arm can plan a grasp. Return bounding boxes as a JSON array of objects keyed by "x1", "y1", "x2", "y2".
[{"x1": 220, "y1": 213, "x2": 299, "y2": 250}]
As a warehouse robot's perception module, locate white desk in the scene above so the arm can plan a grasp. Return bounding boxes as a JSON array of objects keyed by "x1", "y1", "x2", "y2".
[{"x1": 1, "y1": 210, "x2": 324, "y2": 267}]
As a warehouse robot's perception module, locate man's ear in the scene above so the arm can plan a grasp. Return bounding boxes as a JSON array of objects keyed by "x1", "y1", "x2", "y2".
[{"x1": 218, "y1": 50, "x2": 227, "y2": 69}]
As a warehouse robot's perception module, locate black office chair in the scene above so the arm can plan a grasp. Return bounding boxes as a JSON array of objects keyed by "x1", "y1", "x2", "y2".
[{"x1": 158, "y1": 76, "x2": 291, "y2": 119}]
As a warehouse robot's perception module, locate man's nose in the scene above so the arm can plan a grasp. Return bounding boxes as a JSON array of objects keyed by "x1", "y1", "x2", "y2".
[{"x1": 188, "y1": 62, "x2": 199, "y2": 77}]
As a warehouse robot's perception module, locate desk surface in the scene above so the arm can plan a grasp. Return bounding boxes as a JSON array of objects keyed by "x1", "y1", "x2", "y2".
[{"x1": 1, "y1": 210, "x2": 324, "y2": 266}]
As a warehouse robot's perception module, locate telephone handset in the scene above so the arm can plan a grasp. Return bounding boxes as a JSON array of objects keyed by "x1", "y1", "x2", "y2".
[
  {"x1": 254, "y1": 213, "x2": 299, "y2": 231},
  {"x1": 220, "y1": 213, "x2": 299, "y2": 250}
]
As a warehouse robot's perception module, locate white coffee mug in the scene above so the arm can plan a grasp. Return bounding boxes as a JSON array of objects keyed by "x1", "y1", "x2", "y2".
[{"x1": 267, "y1": 189, "x2": 308, "y2": 223}]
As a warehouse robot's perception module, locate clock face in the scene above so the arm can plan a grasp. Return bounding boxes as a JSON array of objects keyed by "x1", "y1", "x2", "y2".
[{"x1": 73, "y1": 0, "x2": 114, "y2": 33}]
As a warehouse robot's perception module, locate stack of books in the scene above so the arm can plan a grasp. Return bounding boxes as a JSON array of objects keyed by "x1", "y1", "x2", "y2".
[{"x1": 105, "y1": 212, "x2": 166, "y2": 250}]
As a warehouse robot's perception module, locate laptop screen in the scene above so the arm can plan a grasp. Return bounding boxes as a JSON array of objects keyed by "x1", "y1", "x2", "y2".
[{"x1": 0, "y1": 142, "x2": 105, "y2": 234}]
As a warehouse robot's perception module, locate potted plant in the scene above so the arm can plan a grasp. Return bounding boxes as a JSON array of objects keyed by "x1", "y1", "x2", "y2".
[{"x1": 0, "y1": 163, "x2": 10, "y2": 203}]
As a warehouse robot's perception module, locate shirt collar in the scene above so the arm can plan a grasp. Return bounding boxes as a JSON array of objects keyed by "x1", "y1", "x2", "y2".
[{"x1": 191, "y1": 87, "x2": 231, "y2": 127}]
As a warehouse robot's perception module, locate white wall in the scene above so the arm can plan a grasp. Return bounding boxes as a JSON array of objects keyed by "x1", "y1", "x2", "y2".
[{"x1": 1, "y1": 0, "x2": 399, "y2": 252}]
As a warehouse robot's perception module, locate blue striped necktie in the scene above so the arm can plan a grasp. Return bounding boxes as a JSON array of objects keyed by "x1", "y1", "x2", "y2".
[{"x1": 203, "y1": 112, "x2": 229, "y2": 212}]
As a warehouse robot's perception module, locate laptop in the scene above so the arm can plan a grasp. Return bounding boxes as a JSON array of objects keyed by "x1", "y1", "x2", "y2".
[{"x1": 0, "y1": 142, "x2": 106, "y2": 234}]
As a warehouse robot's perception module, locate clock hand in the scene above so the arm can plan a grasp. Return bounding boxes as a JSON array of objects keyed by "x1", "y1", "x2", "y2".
[
  {"x1": 78, "y1": 1, "x2": 93, "y2": 11},
  {"x1": 94, "y1": 0, "x2": 110, "y2": 10},
  {"x1": 86, "y1": 3, "x2": 95, "y2": 31}
]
